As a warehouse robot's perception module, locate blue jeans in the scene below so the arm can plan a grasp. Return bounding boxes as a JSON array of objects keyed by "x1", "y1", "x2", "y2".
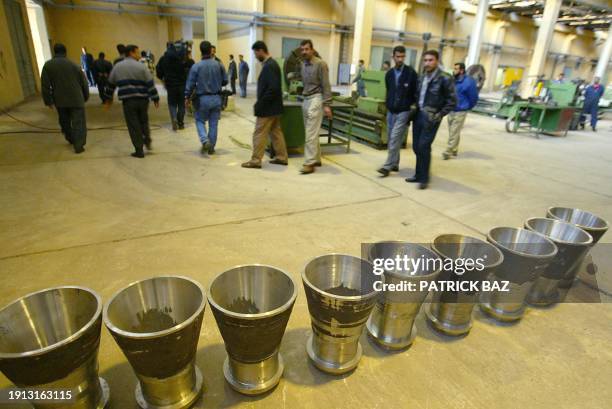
[
  {"x1": 357, "y1": 82, "x2": 366, "y2": 97},
  {"x1": 195, "y1": 95, "x2": 222, "y2": 146},
  {"x1": 239, "y1": 78, "x2": 247, "y2": 97},
  {"x1": 383, "y1": 111, "x2": 410, "y2": 170},
  {"x1": 412, "y1": 110, "x2": 441, "y2": 183},
  {"x1": 580, "y1": 104, "x2": 598, "y2": 129}
]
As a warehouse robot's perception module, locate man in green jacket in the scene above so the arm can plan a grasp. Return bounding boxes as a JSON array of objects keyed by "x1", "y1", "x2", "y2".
[{"x1": 41, "y1": 43, "x2": 90, "y2": 153}]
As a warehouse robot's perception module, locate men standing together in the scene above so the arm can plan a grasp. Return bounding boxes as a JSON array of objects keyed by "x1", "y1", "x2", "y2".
[
  {"x1": 242, "y1": 41, "x2": 288, "y2": 169},
  {"x1": 443, "y1": 62, "x2": 478, "y2": 160},
  {"x1": 185, "y1": 41, "x2": 227, "y2": 155},
  {"x1": 298, "y1": 39, "x2": 333, "y2": 175},
  {"x1": 41, "y1": 43, "x2": 90, "y2": 154},
  {"x1": 238, "y1": 55, "x2": 250, "y2": 97},
  {"x1": 105, "y1": 44, "x2": 160, "y2": 158},
  {"x1": 377, "y1": 46, "x2": 418, "y2": 178}
]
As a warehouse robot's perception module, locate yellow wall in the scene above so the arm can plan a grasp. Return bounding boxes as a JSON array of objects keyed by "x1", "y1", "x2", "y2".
[{"x1": 0, "y1": 0, "x2": 39, "y2": 109}]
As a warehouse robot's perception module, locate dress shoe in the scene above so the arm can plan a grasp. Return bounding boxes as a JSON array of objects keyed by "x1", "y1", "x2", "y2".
[
  {"x1": 405, "y1": 176, "x2": 419, "y2": 183},
  {"x1": 144, "y1": 139, "x2": 152, "y2": 150},
  {"x1": 418, "y1": 182, "x2": 428, "y2": 190},
  {"x1": 208, "y1": 146, "x2": 215, "y2": 154},
  {"x1": 314, "y1": 161, "x2": 322, "y2": 167},
  {"x1": 131, "y1": 151, "x2": 145, "y2": 158},
  {"x1": 269, "y1": 158, "x2": 288, "y2": 165},
  {"x1": 300, "y1": 165, "x2": 315, "y2": 174},
  {"x1": 172, "y1": 121, "x2": 178, "y2": 131},
  {"x1": 377, "y1": 167, "x2": 390, "y2": 177},
  {"x1": 74, "y1": 147, "x2": 85, "y2": 154},
  {"x1": 390, "y1": 166, "x2": 399, "y2": 172},
  {"x1": 241, "y1": 161, "x2": 261, "y2": 169},
  {"x1": 442, "y1": 152, "x2": 451, "y2": 160},
  {"x1": 178, "y1": 123, "x2": 185, "y2": 130},
  {"x1": 201, "y1": 142, "x2": 210, "y2": 154}
]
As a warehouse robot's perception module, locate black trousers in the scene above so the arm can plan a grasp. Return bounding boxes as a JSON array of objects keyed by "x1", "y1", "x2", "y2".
[
  {"x1": 96, "y1": 77, "x2": 108, "y2": 102},
  {"x1": 166, "y1": 85, "x2": 186, "y2": 126},
  {"x1": 230, "y1": 78, "x2": 236, "y2": 95},
  {"x1": 412, "y1": 110, "x2": 441, "y2": 183},
  {"x1": 56, "y1": 107, "x2": 87, "y2": 151},
  {"x1": 122, "y1": 98, "x2": 151, "y2": 153}
]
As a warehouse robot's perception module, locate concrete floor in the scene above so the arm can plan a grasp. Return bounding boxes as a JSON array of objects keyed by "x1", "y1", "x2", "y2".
[{"x1": 1, "y1": 89, "x2": 611, "y2": 409}]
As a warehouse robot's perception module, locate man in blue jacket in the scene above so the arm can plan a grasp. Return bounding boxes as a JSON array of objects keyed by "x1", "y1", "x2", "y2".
[
  {"x1": 580, "y1": 77, "x2": 604, "y2": 132},
  {"x1": 443, "y1": 62, "x2": 478, "y2": 160},
  {"x1": 377, "y1": 46, "x2": 418, "y2": 177}
]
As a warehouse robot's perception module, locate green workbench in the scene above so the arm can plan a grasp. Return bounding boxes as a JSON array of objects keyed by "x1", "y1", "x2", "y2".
[
  {"x1": 279, "y1": 100, "x2": 354, "y2": 153},
  {"x1": 505, "y1": 102, "x2": 576, "y2": 138}
]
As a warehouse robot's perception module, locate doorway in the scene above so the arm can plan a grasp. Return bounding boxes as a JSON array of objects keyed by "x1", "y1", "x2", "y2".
[{"x1": 3, "y1": 0, "x2": 37, "y2": 97}]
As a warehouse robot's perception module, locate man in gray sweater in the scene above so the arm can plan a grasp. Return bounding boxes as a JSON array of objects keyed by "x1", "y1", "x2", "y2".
[
  {"x1": 41, "y1": 43, "x2": 89, "y2": 153},
  {"x1": 105, "y1": 44, "x2": 159, "y2": 158}
]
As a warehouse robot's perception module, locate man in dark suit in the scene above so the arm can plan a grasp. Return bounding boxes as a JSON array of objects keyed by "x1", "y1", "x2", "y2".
[
  {"x1": 41, "y1": 43, "x2": 90, "y2": 154},
  {"x1": 228, "y1": 54, "x2": 237, "y2": 95},
  {"x1": 92, "y1": 52, "x2": 113, "y2": 103},
  {"x1": 241, "y1": 41, "x2": 287, "y2": 169}
]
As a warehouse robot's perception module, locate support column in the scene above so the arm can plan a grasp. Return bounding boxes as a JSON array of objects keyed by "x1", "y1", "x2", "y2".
[
  {"x1": 594, "y1": 24, "x2": 612, "y2": 80},
  {"x1": 204, "y1": 0, "x2": 218, "y2": 45},
  {"x1": 351, "y1": 0, "x2": 374, "y2": 69},
  {"x1": 486, "y1": 21, "x2": 508, "y2": 91},
  {"x1": 520, "y1": 0, "x2": 562, "y2": 97},
  {"x1": 249, "y1": 0, "x2": 264, "y2": 82},
  {"x1": 182, "y1": 18, "x2": 193, "y2": 41},
  {"x1": 466, "y1": 0, "x2": 489, "y2": 67}
]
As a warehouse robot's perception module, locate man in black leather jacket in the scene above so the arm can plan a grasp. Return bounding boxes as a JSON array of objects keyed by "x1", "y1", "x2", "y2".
[{"x1": 407, "y1": 50, "x2": 456, "y2": 189}]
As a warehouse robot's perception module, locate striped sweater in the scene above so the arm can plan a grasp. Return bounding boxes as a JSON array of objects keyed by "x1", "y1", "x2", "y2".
[{"x1": 105, "y1": 57, "x2": 159, "y2": 101}]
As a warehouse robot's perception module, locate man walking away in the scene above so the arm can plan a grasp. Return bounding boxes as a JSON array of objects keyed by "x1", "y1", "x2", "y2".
[
  {"x1": 352, "y1": 59, "x2": 366, "y2": 97},
  {"x1": 377, "y1": 46, "x2": 418, "y2": 177},
  {"x1": 238, "y1": 54, "x2": 249, "y2": 97},
  {"x1": 580, "y1": 77, "x2": 604, "y2": 132},
  {"x1": 81, "y1": 47, "x2": 95, "y2": 87},
  {"x1": 114, "y1": 44, "x2": 126, "y2": 65},
  {"x1": 242, "y1": 41, "x2": 288, "y2": 169},
  {"x1": 105, "y1": 44, "x2": 160, "y2": 158},
  {"x1": 41, "y1": 43, "x2": 89, "y2": 154},
  {"x1": 407, "y1": 50, "x2": 456, "y2": 190},
  {"x1": 443, "y1": 62, "x2": 478, "y2": 160},
  {"x1": 185, "y1": 41, "x2": 227, "y2": 155},
  {"x1": 298, "y1": 39, "x2": 332, "y2": 175},
  {"x1": 157, "y1": 43, "x2": 187, "y2": 130},
  {"x1": 228, "y1": 54, "x2": 237, "y2": 95},
  {"x1": 92, "y1": 52, "x2": 112, "y2": 103}
]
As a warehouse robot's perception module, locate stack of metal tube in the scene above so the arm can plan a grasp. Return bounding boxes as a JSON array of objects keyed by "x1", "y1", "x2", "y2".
[{"x1": 0, "y1": 206, "x2": 607, "y2": 407}]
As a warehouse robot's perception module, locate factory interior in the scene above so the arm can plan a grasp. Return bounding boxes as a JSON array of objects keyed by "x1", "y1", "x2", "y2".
[{"x1": 0, "y1": 0, "x2": 611, "y2": 408}]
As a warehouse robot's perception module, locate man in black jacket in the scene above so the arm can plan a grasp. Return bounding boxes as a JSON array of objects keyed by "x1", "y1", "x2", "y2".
[
  {"x1": 157, "y1": 43, "x2": 187, "y2": 130},
  {"x1": 228, "y1": 54, "x2": 237, "y2": 95},
  {"x1": 92, "y1": 52, "x2": 112, "y2": 103},
  {"x1": 41, "y1": 43, "x2": 89, "y2": 154},
  {"x1": 407, "y1": 50, "x2": 456, "y2": 189},
  {"x1": 242, "y1": 41, "x2": 288, "y2": 169},
  {"x1": 377, "y1": 45, "x2": 418, "y2": 177}
]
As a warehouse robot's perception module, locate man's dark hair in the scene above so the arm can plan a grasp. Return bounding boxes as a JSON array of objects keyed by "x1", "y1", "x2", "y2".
[
  {"x1": 116, "y1": 44, "x2": 126, "y2": 55},
  {"x1": 383, "y1": 60, "x2": 390, "y2": 66},
  {"x1": 99, "y1": 52, "x2": 105, "y2": 59},
  {"x1": 211, "y1": 45, "x2": 216, "y2": 50},
  {"x1": 125, "y1": 45, "x2": 139, "y2": 55},
  {"x1": 454, "y1": 62, "x2": 466, "y2": 72},
  {"x1": 251, "y1": 41, "x2": 268, "y2": 53},
  {"x1": 300, "y1": 39, "x2": 314, "y2": 48},
  {"x1": 200, "y1": 41, "x2": 212, "y2": 56},
  {"x1": 392, "y1": 45, "x2": 406, "y2": 55},
  {"x1": 229, "y1": 54, "x2": 234, "y2": 59},
  {"x1": 53, "y1": 43, "x2": 66, "y2": 55},
  {"x1": 239, "y1": 54, "x2": 243, "y2": 58},
  {"x1": 141, "y1": 50, "x2": 147, "y2": 57},
  {"x1": 423, "y1": 49, "x2": 439, "y2": 60},
  {"x1": 359, "y1": 59, "x2": 364, "y2": 64}
]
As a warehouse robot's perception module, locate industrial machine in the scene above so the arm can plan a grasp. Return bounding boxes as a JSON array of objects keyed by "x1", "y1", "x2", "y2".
[
  {"x1": 323, "y1": 69, "x2": 392, "y2": 148},
  {"x1": 504, "y1": 80, "x2": 581, "y2": 137}
]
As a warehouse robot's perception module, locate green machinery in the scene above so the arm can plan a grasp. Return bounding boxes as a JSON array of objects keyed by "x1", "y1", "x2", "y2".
[
  {"x1": 325, "y1": 70, "x2": 393, "y2": 149},
  {"x1": 505, "y1": 81, "x2": 580, "y2": 137}
]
